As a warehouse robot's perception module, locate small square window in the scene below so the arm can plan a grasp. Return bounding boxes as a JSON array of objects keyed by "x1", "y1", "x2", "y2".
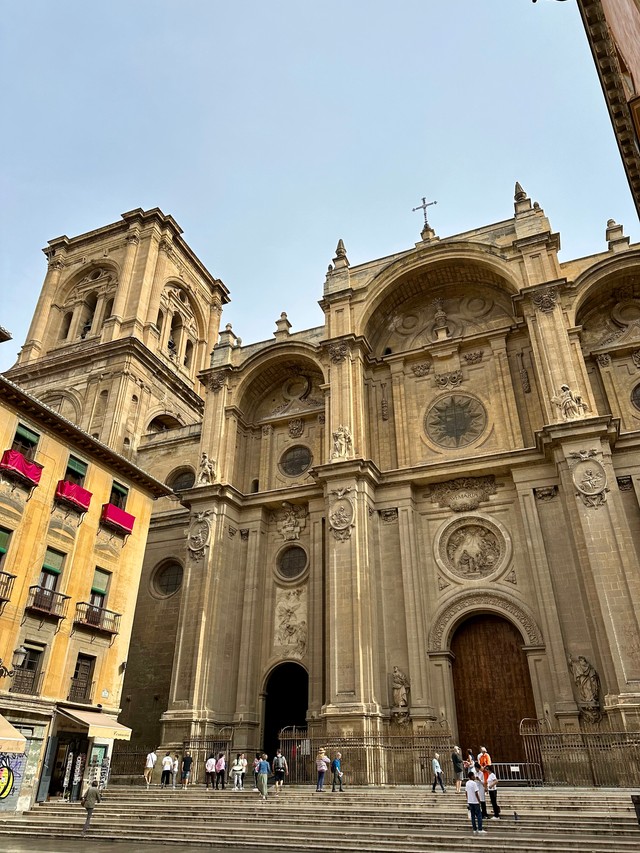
[
  {"x1": 65, "y1": 456, "x2": 88, "y2": 486},
  {"x1": 12, "y1": 424, "x2": 40, "y2": 460},
  {"x1": 109, "y1": 482, "x2": 128, "y2": 509}
]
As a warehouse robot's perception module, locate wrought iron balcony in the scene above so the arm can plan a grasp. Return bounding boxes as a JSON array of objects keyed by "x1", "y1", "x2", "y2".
[
  {"x1": 67, "y1": 677, "x2": 94, "y2": 704},
  {"x1": 100, "y1": 503, "x2": 135, "y2": 535},
  {"x1": 9, "y1": 668, "x2": 43, "y2": 696},
  {"x1": 73, "y1": 601, "x2": 121, "y2": 635},
  {"x1": 25, "y1": 585, "x2": 70, "y2": 620},
  {"x1": 0, "y1": 570, "x2": 16, "y2": 603},
  {"x1": 54, "y1": 479, "x2": 93, "y2": 512},
  {"x1": 0, "y1": 448, "x2": 43, "y2": 487}
]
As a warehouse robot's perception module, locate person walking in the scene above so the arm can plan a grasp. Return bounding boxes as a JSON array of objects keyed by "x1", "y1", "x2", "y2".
[
  {"x1": 331, "y1": 751, "x2": 344, "y2": 792},
  {"x1": 256, "y1": 753, "x2": 271, "y2": 801},
  {"x1": 239, "y1": 752, "x2": 248, "y2": 789},
  {"x1": 80, "y1": 780, "x2": 101, "y2": 836},
  {"x1": 273, "y1": 749, "x2": 288, "y2": 795},
  {"x1": 171, "y1": 753, "x2": 179, "y2": 789},
  {"x1": 485, "y1": 765, "x2": 501, "y2": 819},
  {"x1": 144, "y1": 748, "x2": 157, "y2": 789},
  {"x1": 215, "y1": 752, "x2": 226, "y2": 789},
  {"x1": 204, "y1": 753, "x2": 216, "y2": 789},
  {"x1": 451, "y1": 746, "x2": 464, "y2": 794},
  {"x1": 231, "y1": 754, "x2": 244, "y2": 791},
  {"x1": 465, "y1": 770, "x2": 487, "y2": 836},
  {"x1": 160, "y1": 752, "x2": 173, "y2": 788},
  {"x1": 431, "y1": 753, "x2": 446, "y2": 793},
  {"x1": 181, "y1": 751, "x2": 193, "y2": 789},
  {"x1": 315, "y1": 747, "x2": 330, "y2": 792}
]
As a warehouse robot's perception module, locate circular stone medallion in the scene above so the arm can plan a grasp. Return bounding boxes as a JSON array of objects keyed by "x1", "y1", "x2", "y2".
[
  {"x1": 425, "y1": 394, "x2": 487, "y2": 448},
  {"x1": 435, "y1": 515, "x2": 510, "y2": 580}
]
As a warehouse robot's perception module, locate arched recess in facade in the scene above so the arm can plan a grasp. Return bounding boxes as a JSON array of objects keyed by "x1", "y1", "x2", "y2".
[
  {"x1": 49, "y1": 261, "x2": 121, "y2": 349},
  {"x1": 427, "y1": 590, "x2": 546, "y2": 738},
  {"x1": 261, "y1": 660, "x2": 309, "y2": 756},
  {"x1": 357, "y1": 243, "x2": 521, "y2": 351},
  {"x1": 229, "y1": 346, "x2": 327, "y2": 492}
]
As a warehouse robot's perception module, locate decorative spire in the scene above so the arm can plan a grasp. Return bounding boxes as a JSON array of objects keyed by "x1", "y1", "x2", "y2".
[
  {"x1": 514, "y1": 181, "x2": 532, "y2": 215},
  {"x1": 274, "y1": 311, "x2": 292, "y2": 340},
  {"x1": 333, "y1": 239, "x2": 350, "y2": 269},
  {"x1": 514, "y1": 182, "x2": 527, "y2": 201}
]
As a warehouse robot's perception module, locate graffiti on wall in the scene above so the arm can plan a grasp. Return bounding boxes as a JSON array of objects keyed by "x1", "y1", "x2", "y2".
[{"x1": 0, "y1": 753, "x2": 27, "y2": 810}]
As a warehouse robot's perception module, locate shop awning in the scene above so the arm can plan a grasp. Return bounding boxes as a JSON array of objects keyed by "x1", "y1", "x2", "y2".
[
  {"x1": 0, "y1": 713, "x2": 27, "y2": 753},
  {"x1": 57, "y1": 709, "x2": 132, "y2": 741}
]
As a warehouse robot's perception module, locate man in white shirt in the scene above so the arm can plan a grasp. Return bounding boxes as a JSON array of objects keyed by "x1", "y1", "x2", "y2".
[
  {"x1": 465, "y1": 771, "x2": 487, "y2": 835},
  {"x1": 144, "y1": 749, "x2": 158, "y2": 789},
  {"x1": 485, "y1": 764, "x2": 501, "y2": 819},
  {"x1": 160, "y1": 752, "x2": 173, "y2": 788}
]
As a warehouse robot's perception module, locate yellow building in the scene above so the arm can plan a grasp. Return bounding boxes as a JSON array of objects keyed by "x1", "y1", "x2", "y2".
[{"x1": 0, "y1": 373, "x2": 171, "y2": 811}]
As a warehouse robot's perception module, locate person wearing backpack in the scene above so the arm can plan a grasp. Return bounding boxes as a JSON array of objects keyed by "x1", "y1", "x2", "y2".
[
  {"x1": 331, "y1": 752, "x2": 344, "y2": 792},
  {"x1": 273, "y1": 749, "x2": 288, "y2": 795}
]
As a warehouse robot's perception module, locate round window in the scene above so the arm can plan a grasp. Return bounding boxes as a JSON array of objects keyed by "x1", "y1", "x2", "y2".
[
  {"x1": 424, "y1": 394, "x2": 487, "y2": 448},
  {"x1": 167, "y1": 469, "x2": 195, "y2": 491},
  {"x1": 153, "y1": 562, "x2": 183, "y2": 596},
  {"x1": 279, "y1": 445, "x2": 312, "y2": 477},
  {"x1": 632, "y1": 383, "x2": 640, "y2": 412},
  {"x1": 278, "y1": 546, "x2": 308, "y2": 580}
]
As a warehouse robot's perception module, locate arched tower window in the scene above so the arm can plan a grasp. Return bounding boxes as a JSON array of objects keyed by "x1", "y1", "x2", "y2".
[
  {"x1": 168, "y1": 313, "x2": 183, "y2": 357},
  {"x1": 59, "y1": 312, "x2": 73, "y2": 340},
  {"x1": 102, "y1": 297, "x2": 114, "y2": 326},
  {"x1": 184, "y1": 340, "x2": 194, "y2": 369},
  {"x1": 80, "y1": 292, "x2": 98, "y2": 339}
]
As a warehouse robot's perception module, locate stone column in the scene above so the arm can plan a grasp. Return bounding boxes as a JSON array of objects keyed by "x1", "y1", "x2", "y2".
[
  {"x1": 104, "y1": 232, "x2": 139, "y2": 341},
  {"x1": 20, "y1": 256, "x2": 66, "y2": 362}
]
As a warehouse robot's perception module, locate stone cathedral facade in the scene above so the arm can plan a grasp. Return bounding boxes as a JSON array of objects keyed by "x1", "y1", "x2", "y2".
[{"x1": 6, "y1": 189, "x2": 640, "y2": 763}]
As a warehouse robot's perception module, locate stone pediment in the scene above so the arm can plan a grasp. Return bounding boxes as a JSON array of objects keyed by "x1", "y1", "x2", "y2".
[
  {"x1": 593, "y1": 320, "x2": 640, "y2": 353},
  {"x1": 266, "y1": 396, "x2": 324, "y2": 419}
]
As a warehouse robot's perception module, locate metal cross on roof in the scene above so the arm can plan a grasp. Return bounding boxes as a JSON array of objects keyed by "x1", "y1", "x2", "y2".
[{"x1": 412, "y1": 196, "x2": 437, "y2": 228}]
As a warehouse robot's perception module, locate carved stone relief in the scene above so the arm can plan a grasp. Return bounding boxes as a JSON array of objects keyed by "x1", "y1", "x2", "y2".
[
  {"x1": 617, "y1": 476, "x2": 633, "y2": 491},
  {"x1": 435, "y1": 515, "x2": 511, "y2": 580},
  {"x1": 531, "y1": 287, "x2": 558, "y2": 314},
  {"x1": 463, "y1": 351, "x2": 484, "y2": 364},
  {"x1": 633, "y1": 350, "x2": 640, "y2": 369},
  {"x1": 329, "y1": 487, "x2": 355, "y2": 542},
  {"x1": 328, "y1": 341, "x2": 349, "y2": 363},
  {"x1": 288, "y1": 418, "x2": 304, "y2": 438},
  {"x1": 274, "y1": 586, "x2": 307, "y2": 659},
  {"x1": 207, "y1": 373, "x2": 226, "y2": 393},
  {"x1": 379, "y1": 508, "x2": 398, "y2": 523},
  {"x1": 187, "y1": 511, "x2": 212, "y2": 561},
  {"x1": 427, "y1": 476, "x2": 496, "y2": 512},
  {"x1": 380, "y1": 383, "x2": 389, "y2": 421},
  {"x1": 596, "y1": 353, "x2": 611, "y2": 367},
  {"x1": 331, "y1": 425, "x2": 353, "y2": 459},
  {"x1": 425, "y1": 395, "x2": 487, "y2": 448},
  {"x1": 569, "y1": 450, "x2": 609, "y2": 509},
  {"x1": 534, "y1": 486, "x2": 559, "y2": 502},
  {"x1": 434, "y1": 370, "x2": 463, "y2": 389},
  {"x1": 551, "y1": 385, "x2": 588, "y2": 421},
  {"x1": 411, "y1": 362, "x2": 431, "y2": 377},
  {"x1": 568, "y1": 654, "x2": 602, "y2": 723},
  {"x1": 274, "y1": 502, "x2": 307, "y2": 541}
]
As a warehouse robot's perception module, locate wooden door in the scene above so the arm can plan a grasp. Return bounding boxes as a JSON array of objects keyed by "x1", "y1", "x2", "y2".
[{"x1": 451, "y1": 614, "x2": 536, "y2": 763}]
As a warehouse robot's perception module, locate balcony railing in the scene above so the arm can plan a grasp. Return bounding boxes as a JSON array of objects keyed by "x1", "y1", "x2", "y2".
[
  {"x1": 9, "y1": 668, "x2": 43, "y2": 696},
  {"x1": 68, "y1": 677, "x2": 94, "y2": 704},
  {"x1": 0, "y1": 570, "x2": 17, "y2": 603},
  {"x1": 25, "y1": 585, "x2": 70, "y2": 620},
  {"x1": 74, "y1": 601, "x2": 121, "y2": 635},
  {"x1": 100, "y1": 502, "x2": 135, "y2": 535},
  {"x1": 54, "y1": 479, "x2": 93, "y2": 512},
  {"x1": 0, "y1": 448, "x2": 43, "y2": 487}
]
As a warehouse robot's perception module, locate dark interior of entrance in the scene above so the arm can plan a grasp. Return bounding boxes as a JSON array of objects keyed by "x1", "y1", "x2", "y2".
[
  {"x1": 263, "y1": 662, "x2": 308, "y2": 759},
  {"x1": 451, "y1": 613, "x2": 537, "y2": 763}
]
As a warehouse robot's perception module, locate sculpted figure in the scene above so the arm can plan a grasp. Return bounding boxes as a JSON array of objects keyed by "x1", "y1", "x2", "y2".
[
  {"x1": 568, "y1": 655, "x2": 600, "y2": 704},
  {"x1": 392, "y1": 666, "x2": 410, "y2": 707},
  {"x1": 196, "y1": 452, "x2": 216, "y2": 486},
  {"x1": 331, "y1": 425, "x2": 353, "y2": 459},
  {"x1": 552, "y1": 385, "x2": 587, "y2": 421}
]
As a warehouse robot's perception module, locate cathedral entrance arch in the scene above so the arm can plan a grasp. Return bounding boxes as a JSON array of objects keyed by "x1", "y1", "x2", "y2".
[
  {"x1": 263, "y1": 662, "x2": 308, "y2": 759},
  {"x1": 450, "y1": 614, "x2": 536, "y2": 762}
]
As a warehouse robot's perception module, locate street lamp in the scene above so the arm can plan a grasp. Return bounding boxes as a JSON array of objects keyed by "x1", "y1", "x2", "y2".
[{"x1": 0, "y1": 646, "x2": 28, "y2": 678}]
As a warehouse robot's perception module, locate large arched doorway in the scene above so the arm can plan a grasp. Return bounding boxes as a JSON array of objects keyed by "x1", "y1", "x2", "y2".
[
  {"x1": 451, "y1": 614, "x2": 536, "y2": 762},
  {"x1": 263, "y1": 662, "x2": 308, "y2": 759}
]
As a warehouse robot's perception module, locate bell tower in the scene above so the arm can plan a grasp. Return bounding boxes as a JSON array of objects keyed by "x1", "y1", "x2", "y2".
[{"x1": 6, "y1": 208, "x2": 229, "y2": 456}]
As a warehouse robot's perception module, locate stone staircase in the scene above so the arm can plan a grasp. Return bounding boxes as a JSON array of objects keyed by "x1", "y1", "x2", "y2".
[{"x1": 0, "y1": 785, "x2": 638, "y2": 853}]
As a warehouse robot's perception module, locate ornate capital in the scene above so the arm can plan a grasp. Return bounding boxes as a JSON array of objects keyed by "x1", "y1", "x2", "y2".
[
  {"x1": 411, "y1": 362, "x2": 431, "y2": 377},
  {"x1": 207, "y1": 372, "x2": 226, "y2": 393},
  {"x1": 328, "y1": 341, "x2": 349, "y2": 363},
  {"x1": 463, "y1": 351, "x2": 484, "y2": 364},
  {"x1": 531, "y1": 286, "x2": 558, "y2": 313},
  {"x1": 434, "y1": 370, "x2": 463, "y2": 389}
]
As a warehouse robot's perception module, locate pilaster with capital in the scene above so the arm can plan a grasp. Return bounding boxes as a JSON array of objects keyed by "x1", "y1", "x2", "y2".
[
  {"x1": 20, "y1": 253, "x2": 66, "y2": 362},
  {"x1": 104, "y1": 230, "x2": 139, "y2": 340},
  {"x1": 198, "y1": 369, "x2": 232, "y2": 482},
  {"x1": 542, "y1": 421, "x2": 640, "y2": 696},
  {"x1": 324, "y1": 337, "x2": 368, "y2": 464},
  {"x1": 489, "y1": 334, "x2": 524, "y2": 447},
  {"x1": 520, "y1": 281, "x2": 595, "y2": 425}
]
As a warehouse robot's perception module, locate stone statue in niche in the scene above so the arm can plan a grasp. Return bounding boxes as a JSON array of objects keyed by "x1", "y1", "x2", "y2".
[
  {"x1": 196, "y1": 452, "x2": 216, "y2": 485},
  {"x1": 551, "y1": 385, "x2": 588, "y2": 421},
  {"x1": 392, "y1": 666, "x2": 410, "y2": 708},
  {"x1": 568, "y1": 654, "x2": 602, "y2": 722},
  {"x1": 331, "y1": 425, "x2": 353, "y2": 459}
]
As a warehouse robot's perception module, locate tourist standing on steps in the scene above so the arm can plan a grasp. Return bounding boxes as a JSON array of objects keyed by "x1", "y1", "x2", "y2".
[
  {"x1": 464, "y1": 748, "x2": 474, "y2": 774},
  {"x1": 331, "y1": 751, "x2": 344, "y2": 792},
  {"x1": 144, "y1": 748, "x2": 157, "y2": 789},
  {"x1": 239, "y1": 752, "x2": 248, "y2": 789},
  {"x1": 252, "y1": 752, "x2": 261, "y2": 791},
  {"x1": 181, "y1": 750, "x2": 193, "y2": 789},
  {"x1": 273, "y1": 749, "x2": 288, "y2": 795},
  {"x1": 473, "y1": 761, "x2": 488, "y2": 818},
  {"x1": 80, "y1": 780, "x2": 101, "y2": 836},
  {"x1": 204, "y1": 753, "x2": 216, "y2": 789},
  {"x1": 215, "y1": 752, "x2": 226, "y2": 789},
  {"x1": 477, "y1": 746, "x2": 491, "y2": 769},
  {"x1": 451, "y1": 746, "x2": 464, "y2": 794},
  {"x1": 465, "y1": 771, "x2": 487, "y2": 835},
  {"x1": 431, "y1": 753, "x2": 446, "y2": 793},
  {"x1": 231, "y1": 754, "x2": 244, "y2": 790},
  {"x1": 485, "y1": 765, "x2": 501, "y2": 819},
  {"x1": 171, "y1": 753, "x2": 179, "y2": 789},
  {"x1": 257, "y1": 753, "x2": 271, "y2": 801},
  {"x1": 160, "y1": 752, "x2": 173, "y2": 788},
  {"x1": 315, "y1": 747, "x2": 331, "y2": 792}
]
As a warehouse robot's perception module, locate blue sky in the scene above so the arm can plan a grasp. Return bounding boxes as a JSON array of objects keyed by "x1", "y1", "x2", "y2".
[{"x1": 1, "y1": 0, "x2": 637, "y2": 371}]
